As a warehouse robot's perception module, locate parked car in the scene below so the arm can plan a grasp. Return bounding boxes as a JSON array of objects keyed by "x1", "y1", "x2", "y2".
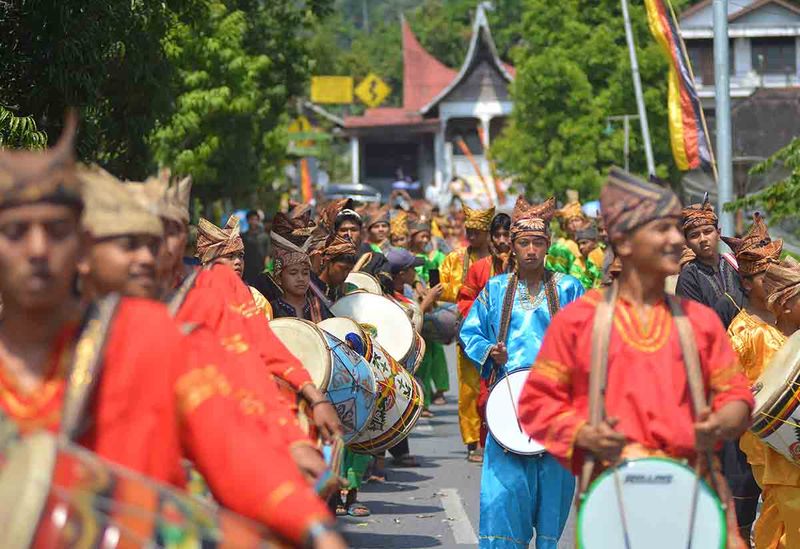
[{"x1": 321, "y1": 183, "x2": 382, "y2": 206}]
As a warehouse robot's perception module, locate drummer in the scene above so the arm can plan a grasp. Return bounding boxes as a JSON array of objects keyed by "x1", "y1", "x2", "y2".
[
  {"x1": 459, "y1": 196, "x2": 584, "y2": 549},
  {"x1": 269, "y1": 232, "x2": 331, "y2": 322},
  {"x1": 331, "y1": 200, "x2": 393, "y2": 293},
  {"x1": 519, "y1": 168, "x2": 754, "y2": 549},
  {"x1": 439, "y1": 204, "x2": 495, "y2": 463},
  {"x1": 364, "y1": 203, "x2": 391, "y2": 252}
]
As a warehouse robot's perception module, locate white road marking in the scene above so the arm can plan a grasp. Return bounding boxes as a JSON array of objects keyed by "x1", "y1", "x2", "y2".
[
  {"x1": 415, "y1": 423, "x2": 433, "y2": 432},
  {"x1": 440, "y1": 488, "x2": 478, "y2": 545}
]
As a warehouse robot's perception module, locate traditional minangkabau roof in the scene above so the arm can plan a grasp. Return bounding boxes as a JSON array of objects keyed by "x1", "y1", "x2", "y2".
[{"x1": 402, "y1": 16, "x2": 458, "y2": 112}]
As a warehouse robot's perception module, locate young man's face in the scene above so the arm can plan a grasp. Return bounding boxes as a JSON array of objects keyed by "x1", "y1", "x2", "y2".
[
  {"x1": 491, "y1": 227, "x2": 511, "y2": 254},
  {"x1": 743, "y1": 273, "x2": 768, "y2": 308},
  {"x1": 391, "y1": 234, "x2": 408, "y2": 249},
  {"x1": 684, "y1": 224, "x2": 720, "y2": 263},
  {"x1": 163, "y1": 218, "x2": 188, "y2": 273},
  {"x1": 214, "y1": 251, "x2": 244, "y2": 278},
  {"x1": 616, "y1": 217, "x2": 684, "y2": 278},
  {"x1": 280, "y1": 263, "x2": 311, "y2": 299},
  {"x1": 324, "y1": 258, "x2": 355, "y2": 288},
  {"x1": 577, "y1": 238, "x2": 598, "y2": 259},
  {"x1": 337, "y1": 220, "x2": 362, "y2": 248},
  {"x1": 81, "y1": 234, "x2": 161, "y2": 299},
  {"x1": 466, "y1": 228, "x2": 489, "y2": 249},
  {"x1": 410, "y1": 231, "x2": 430, "y2": 252},
  {"x1": 246, "y1": 214, "x2": 261, "y2": 231},
  {"x1": 368, "y1": 222, "x2": 389, "y2": 243},
  {"x1": 0, "y1": 203, "x2": 82, "y2": 312},
  {"x1": 566, "y1": 217, "x2": 584, "y2": 236},
  {"x1": 512, "y1": 235, "x2": 548, "y2": 271}
]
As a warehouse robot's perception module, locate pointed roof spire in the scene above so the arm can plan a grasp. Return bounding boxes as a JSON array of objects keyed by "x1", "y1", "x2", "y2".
[{"x1": 402, "y1": 15, "x2": 458, "y2": 111}]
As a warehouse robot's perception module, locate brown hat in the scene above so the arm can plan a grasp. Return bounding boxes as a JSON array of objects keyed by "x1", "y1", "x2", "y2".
[
  {"x1": 322, "y1": 234, "x2": 357, "y2": 264},
  {"x1": 0, "y1": 112, "x2": 81, "y2": 210},
  {"x1": 79, "y1": 165, "x2": 163, "y2": 239},
  {"x1": 161, "y1": 171, "x2": 192, "y2": 224},
  {"x1": 510, "y1": 196, "x2": 555, "y2": 241},
  {"x1": 195, "y1": 215, "x2": 244, "y2": 264},
  {"x1": 722, "y1": 213, "x2": 783, "y2": 276},
  {"x1": 764, "y1": 259, "x2": 800, "y2": 313},
  {"x1": 682, "y1": 193, "x2": 718, "y2": 233}
]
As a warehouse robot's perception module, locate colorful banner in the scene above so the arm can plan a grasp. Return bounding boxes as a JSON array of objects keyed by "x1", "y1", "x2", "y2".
[
  {"x1": 644, "y1": 0, "x2": 714, "y2": 172},
  {"x1": 300, "y1": 158, "x2": 313, "y2": 204}
]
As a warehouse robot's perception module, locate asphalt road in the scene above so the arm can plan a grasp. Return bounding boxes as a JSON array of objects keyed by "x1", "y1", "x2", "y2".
[{"x1": 339, "y1": 344, "x2": 577, "y2": 549}]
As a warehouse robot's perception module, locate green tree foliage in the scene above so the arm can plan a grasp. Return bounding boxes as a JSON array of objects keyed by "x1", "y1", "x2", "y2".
[
  {"x1": 150, "y1": 1, "x2": 330, "y2": 203},
  {"x1": 491, "y1": 0, "x2": 695, "y2": 199},
  {"x1": 0, "y1": 107, "x2": 47, "y2": 150}
]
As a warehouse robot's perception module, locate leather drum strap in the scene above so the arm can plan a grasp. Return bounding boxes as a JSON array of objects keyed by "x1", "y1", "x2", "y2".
[
  {"x1": 579, "y1": 282, "x2": 619, "y2": 495},
  {"x1": 489, "y1": 272, "x2": 519, "y2": 387},
  {"x1": 667, "y1": 296, "x2": 708, "y2": 418}
]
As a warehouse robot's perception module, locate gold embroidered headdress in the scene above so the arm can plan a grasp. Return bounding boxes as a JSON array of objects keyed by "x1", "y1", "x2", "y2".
[
  {"x1": 195, "y1": 215, "x2": 244, "y2": 264},
  {"x1": 463, "y1": 204, "x2": 495, "y2": 232},
  {"x1": 510, "y1": 196, "x2": 555, "y2": 241},
  {"x1": 682, "y1": 193, "x2": 718, "y2": 232}
]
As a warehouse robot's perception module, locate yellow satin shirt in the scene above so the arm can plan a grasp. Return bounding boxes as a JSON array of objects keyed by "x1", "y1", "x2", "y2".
[
  {"x1": 249, "y1": 286, "x2": 273, "y2": 321},
  {"x1": 440, "y1": 248, "x2": 479, "y2": 303},
  {"x1": 728, "y1": 309, "x2": 800, "y2": 487}
]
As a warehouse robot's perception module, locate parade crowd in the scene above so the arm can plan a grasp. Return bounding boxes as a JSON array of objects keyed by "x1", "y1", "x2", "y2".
[{"x1": 3, "y1": 114, "x2": 800, "y2": 549}]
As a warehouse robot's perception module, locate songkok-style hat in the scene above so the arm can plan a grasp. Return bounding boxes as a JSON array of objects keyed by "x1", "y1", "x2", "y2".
[
  {"x1": 764, "y1": 259, "x2": 800, "y2": 312},
  {"x1": 510, "y1": 196, "x2": 555, "y2": 241},
  {"x1": 0, "y1": 112, "x2": 81, "y2": 210},
  {"x1": 365, "y1": 204, "x2": 391, "y2": 228},
  {"x1": 79, "y1": 165, "x2": 163, "y2": 239},
  {"x1": 408, "y1": 214, "x2": 432, "y2": 236},
  {"x1": 322, "y1": 234, "x2": 357, "y2": 264},
  {"x1": 574, "y1": 222, "x2": 598, "y2": 242},
  {"x1": 390, "y1": 210, "x2": 409, "y2": 239},
  {"x1": 682, "y1": 193, "x2": 718, "y2": 232},
  {"x1": 722, "y1": 213, "x2": 783, "y2": 276},
  {"x1": 161, "y1": 171, "x2": 192, "y2": 225},
  {"x1": 195, "y1": 215, "x2": 244, "y2": 264},
  {"x1": 555, "y1": 200, "x2": 585, "y2": 222},
  {"x1": 272, "y1": 237, "x2": 311, "y2": 277},
  {"x1": 600, "y1": 167, "x2": 681, "y2": 241},
  {"x1": 463, "y1": 204, "x2": 495, "y2": 231}
]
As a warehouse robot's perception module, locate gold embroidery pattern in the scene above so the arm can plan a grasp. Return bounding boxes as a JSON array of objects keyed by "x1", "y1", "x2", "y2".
[
  {"x1": 0, "y1": 341, "x2": 70, "y2": 420},
  {"x1": 234, "y1": 388, "x2": 266, "y2": 416},
  {"x1": 176, "y1": 365, "x2": 232, "y2": 415},
  {"x1": 534, "y1": 360, "x2": 571, "y2": 386},
  {"x1": 229, "y1": 301, "x2": 262, "y2": 319},
  {"x1": 265, "y1": 481, "x2": 296, "y2": 509},
  {"x1": 220, "y1": 333, "x2": 249, "y2": 354},
  {"x1": 613, "y1": 301, "x2": 672, "y2": 353}
]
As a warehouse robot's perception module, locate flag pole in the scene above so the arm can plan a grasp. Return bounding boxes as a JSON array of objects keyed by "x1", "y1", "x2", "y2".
[
  {"x1": 713, "y1": 0, "x2": 735, "y2": 237},
  {"x1": 621, "y1": 0, "x2": 657, "y2": 177}
]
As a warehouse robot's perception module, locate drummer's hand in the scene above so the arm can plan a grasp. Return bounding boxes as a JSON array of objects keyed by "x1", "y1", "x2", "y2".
[
  {"x1": 312, "y1": 401, "x2": 344, "y2": 443},
  {"x1": 289, "y1": 443, "x2": 328, "y2": 484},
  {"x1": 489, "y1": 343, "x2": 508, "y2": 366},
  {"x1": 576, "y1": 417, "x2": 627, "y2": 463},
  {"x1": 420, "y1": 284, "x2": 443, "y2": 312}
]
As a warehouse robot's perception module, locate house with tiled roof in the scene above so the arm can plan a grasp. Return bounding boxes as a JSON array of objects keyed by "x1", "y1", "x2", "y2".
[{"x1": 343, "y1": 3, "x2": 513, "y2": 206}]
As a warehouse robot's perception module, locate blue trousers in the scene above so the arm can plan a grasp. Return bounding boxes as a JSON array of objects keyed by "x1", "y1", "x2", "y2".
[{"x1": 479, "y1": 434, "x2": 574, "y2": 548}]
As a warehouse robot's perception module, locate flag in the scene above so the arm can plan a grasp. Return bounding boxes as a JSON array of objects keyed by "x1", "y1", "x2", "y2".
[
  {"x1": 644, "y1": 0, "x2": 714, "y2": 172},
  {"x1": 299, "y1": 158, "x2": 313, "y2": 204}
]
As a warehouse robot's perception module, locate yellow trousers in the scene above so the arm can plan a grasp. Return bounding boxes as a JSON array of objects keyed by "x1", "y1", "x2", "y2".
[
  {"x1": 752, "y1": 480, "x2": 800, "y2": 548},
  {"x1": 456, "y1": 347, "x2": 481, "y2": 446}
]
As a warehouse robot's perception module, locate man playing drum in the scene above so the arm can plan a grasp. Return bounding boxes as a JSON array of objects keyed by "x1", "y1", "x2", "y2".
[
  {"x1": 519, "y1": 168, "x2": 754, "y2": 549},
  {"x1": 439, "y1": 204, "x2": 495, "y2": 463},
  {"x1": 459, "y1": 196, "x2": 584, "y2": 549}
]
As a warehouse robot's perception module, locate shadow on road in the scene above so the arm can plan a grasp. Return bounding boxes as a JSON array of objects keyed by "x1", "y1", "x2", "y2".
[
  {"x1": 343, "y1": 531, "x2": 442, "y2": 548},
  {"x1": 366, "y1": 500, "x2": 443, "y2": 515}
]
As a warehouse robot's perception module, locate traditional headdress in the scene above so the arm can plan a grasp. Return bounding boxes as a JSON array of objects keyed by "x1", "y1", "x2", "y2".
[
  {"x1": 463, "y1": 204, "x2": 495, "y2": 232},
  {"x1": 555, "y1": 200, "x2": 585, "y2": 223},
  {"x1": 195, "y1": 215, "x2": 244, "y2": 264},
  {"x1": 390, "y1": 210, "x2": 409, "y2": 239},
  {"x1": 574, "y1": 222, "x2": 598, "y2": 242},
  {"x1": 764, "y1": 259, "x2": 800, "y2": 313},
  {"x1": 408, "y1": 214, "x2": 432, "y2": 236},
  {"x1": 721, "y1": 213, "x2": 783, "y2": 276},
  {"x1": 322, "y1": 234, "x2": 357, "y2": 264},
  {"x1": 0, "y1": 112, "x2": 81, "y2": 210},
  {"x1": 79, "y1": 165, "x2": 163, "y2": 238},
  {"x1": 365, "y1": 204, "x2": 391, "y2": 228},
  {"x1": 510, "y1": 196, "x2": 555, "y2": 241},
  {"x1": 272, "y1": 237, "x2": 311, "y2": 277},
  {"x1": 161, "y1": 171, "x2": 193, "y2": 225},
  {"x1": 600, "y1": 167, "x2": 681, "y2": 241},
  {"x1": 682, "y1": 193, "x2": 718, "y2": 233}
]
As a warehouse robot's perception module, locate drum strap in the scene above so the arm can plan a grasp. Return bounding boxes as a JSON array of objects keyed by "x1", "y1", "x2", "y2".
[
  {"x1": 353, "y1": 252, "x2": 372, "y2": 273},
  {"x1": 580, "y1": 282, "x2": 619, "y2": 496},
  {"x1": 666, "y1": 296, "x2": 708, "y2": 418},
  {"x1": 61, "y1": 293, "x2": 122, "y2": 442}
]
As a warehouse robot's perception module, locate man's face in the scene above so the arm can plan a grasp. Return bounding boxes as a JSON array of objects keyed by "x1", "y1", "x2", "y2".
[
  {"x1": 491, "y1": 227, "x2": 511, "y2": 254},
  {"x1": 337, "y1": 220, "x2": 362, "y2": 248},
  {"x1": 81, "y1": 234, "x2": 161, "y2": 299},
  {"x1": 325, "y1": 258, "x2": 355, "y2": 288},
  {"x1": 512, "y1": 235, "x2": 548, "y2": 271},
  {"x1": 577, "y1": 238, "x2": 598, "y2": 258},
  {"x1": 214, "y1": 251, "x2": 244, "y2": 278},
  {"x1": 391, "y1": 234, "x2": 408, "y2": 249},
  {"x1": 163, "y1": 218, "x2": 188, "y2": 273},
  {"x1": 395, "y1": 266, "x2": 416, "y2": 287},
  {"x1": 743, "y1": 273, "x2": 768, "y2": 307},
  {"x1": 246, "y1": 214, "x2": 261, "y2": 232},
  {"x1": 685, "y1": 224, "x2": 720, "y2": 263},
  {"x1": 466, "y1": 228, "x2": 489, "y2": 249},
  {"x1": 368, "y1": 222, "x2": 389, "y2": 243},
  {"x1": 280, "y1": 263, "x2": 310, "y2": 298},
  {"x1": 410, "y1": 231, "x2": 431, "y2": 252},
  {"x1": 616, "y1": 217, "x2": 684, "y2": 278},
  {"x1": 0, "y1": 203, "x2": 82, "y2": 312},
  {"x1": 567, "y1": 217, "x2": 584, "y2": 236}
]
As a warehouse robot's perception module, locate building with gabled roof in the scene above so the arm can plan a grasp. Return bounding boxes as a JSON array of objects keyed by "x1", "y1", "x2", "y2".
[{"x1": 343, "y1": 3, "x2": 514, "y2": 207}]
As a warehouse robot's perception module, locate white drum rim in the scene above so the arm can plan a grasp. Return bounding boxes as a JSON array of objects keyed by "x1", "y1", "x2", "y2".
[
  {"x1": 753, "y1": 330, "x2": 800, "y2": 419},
  {"x1": 486, "y1": 370, "x2": 545, "y2": 456},
  {"x1": 270, "y1": 318, "x2": 332, "y2": 389},
  {"x1": 344, "y1": 272, "x2": 382, "y2": 295},
  {"x1": 576, "y1": 457, "x2": 727, "y2": 549},
  {"x1": 330, "y1": 292, "x2": 414, "y2": 363}
]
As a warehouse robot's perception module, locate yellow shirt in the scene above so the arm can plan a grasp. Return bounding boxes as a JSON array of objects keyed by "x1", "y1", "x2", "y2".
[
  {"x1": 440, "y1": 248, "x2": 479, "y2": 303},
  {"x1": 588, "y1": 246, "x2": 606, "y2": 270},
  {"x1": 728, "y1": 309, "x2": 800, "y2": 486},
  {"x1": 249, "y1": 286, "x2": 273, "y2": 321}
]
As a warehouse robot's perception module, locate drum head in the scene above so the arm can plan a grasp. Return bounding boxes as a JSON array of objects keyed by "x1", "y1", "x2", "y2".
[
  {"x1": 753, "y1": 330, "x2": 800, "y2": 418},
  {"x1": 486, "y1": 370, "x2": 545, "y2": 455},
  {"x1": 344, "y1": 272, "x2": 382, "y2": 295},
  {"x1": 331, "y1": 292, "x2": 414, "y2": 364},
  {"x1": 270, "y1": 318, "x2": 332, "y2": 389},
  {"x1": 578, "y1": 458, "x2": 726, "y2": 549}
]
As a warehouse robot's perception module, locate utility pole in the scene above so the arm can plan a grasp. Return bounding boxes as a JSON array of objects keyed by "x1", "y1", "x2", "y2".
[
  {"x1": 714, "y1": 0, "x2": 734, "y2": 237},
  {"x1": 620, "y1": 0, "x2": 656, "y2": 177},
  {"x1": 362, "y1": 0, "x2": 369, "y2": 33}
]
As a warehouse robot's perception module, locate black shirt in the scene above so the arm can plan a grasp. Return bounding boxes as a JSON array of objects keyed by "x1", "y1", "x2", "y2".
[{"x1": 676, "y1": 257, "x2": 745, "y2": 328}]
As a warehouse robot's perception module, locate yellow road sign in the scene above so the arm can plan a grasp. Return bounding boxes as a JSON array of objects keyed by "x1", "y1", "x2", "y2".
[
  {"x1": 311, "y1": 76, "x2": 353, "y2": 104},
  {"x1": 355, "y1": 73, "x2": 391, "y2": 108}
]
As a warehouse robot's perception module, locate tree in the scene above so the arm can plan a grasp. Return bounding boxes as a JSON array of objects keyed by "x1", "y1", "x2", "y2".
[
  {"x1": 0, "y1": 106, "x2": 47, "y2": 150},
  {"x1": 491, "y1": 0, "x2": 694, "y2": 199}
]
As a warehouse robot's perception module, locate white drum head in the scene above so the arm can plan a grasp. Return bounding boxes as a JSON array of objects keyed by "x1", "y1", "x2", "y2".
[
  {"x1": 578, "y1": 458, "x2": 726, "y2": 549},
  {"x1": 318, "y1": 317, "x2": 365, "y2": 343},
  {"x1": 753, "y1": 330, "x2": 800, "y2": 417},
  {"x1": 270, "y1": 318, "x2": 331, "y2": 389},
  {"x1": 344, "y1": 272, "x2": 382, "y2": 295},
  {"x1": 486, "y1": 370, "x2": 545, "y2": 455},
  {"x1": 330, "y1": 292, "x2": 414, "y2": 364}
]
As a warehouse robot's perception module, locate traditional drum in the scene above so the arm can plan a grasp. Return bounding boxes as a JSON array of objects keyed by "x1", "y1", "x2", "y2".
[
  {"x1": 578, "y1": 458, "x2": 726, "y2": 548},
  {"x1": 422, "y1": 302, "x2": 461, "y2": 344},
  {"x1": 486, "y1": 370, "x2": 545, "y2": 455},
  {"x1": 751, "y1": 330, "x2": 800, "y2": 463},
  {"x1": 318, "y1": 317, "x2": 424, "y2": 454},
  {"x1": 344, "y1": 271, "x2": 383, "y2": 295},
  {"x1": 331, "y1": 291, "x2": 425, "y2": 373},
  {"x1": 0, "y1": 432, "x2": 284, "y2": 548},
  {"x1": 270, "y1": 318, "x2": 377, "y2": 444}
]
